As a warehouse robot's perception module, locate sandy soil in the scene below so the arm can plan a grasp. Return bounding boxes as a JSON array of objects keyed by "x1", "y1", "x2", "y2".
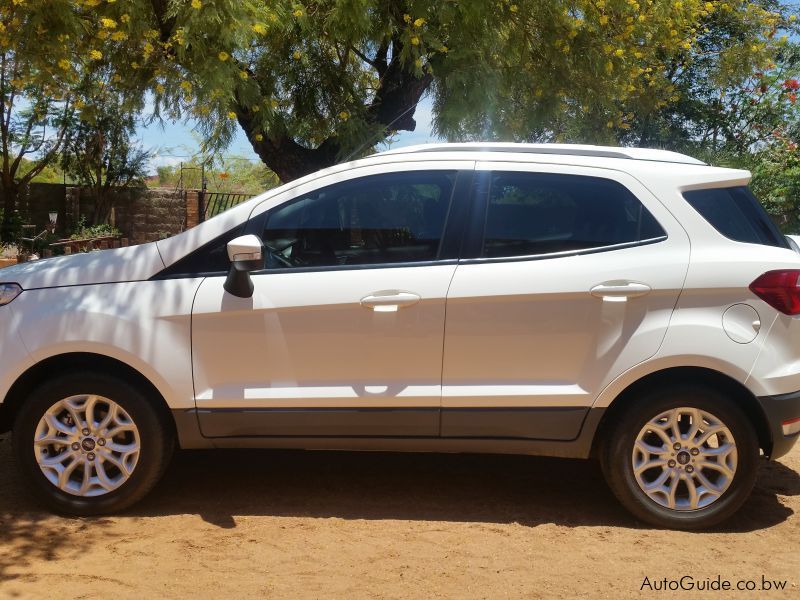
[{"x1": 0, "y1": 435, "x2": 798, "y2": 599}]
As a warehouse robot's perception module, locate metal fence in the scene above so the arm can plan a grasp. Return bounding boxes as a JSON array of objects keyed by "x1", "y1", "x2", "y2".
[{"x1": 199, "y1": 191, "x2": 256, "y2": 221}]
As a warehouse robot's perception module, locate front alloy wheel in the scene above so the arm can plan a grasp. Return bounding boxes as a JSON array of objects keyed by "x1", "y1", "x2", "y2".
[
  {"x1": 601, "y1": 385, "x2": 759, "y2": 529},
  {"x1": 34, "y1": 395, "x2": 141, "y2": 497},
  {"x1": 13, "y1": 371, "x2": 173, "y2": 515}
]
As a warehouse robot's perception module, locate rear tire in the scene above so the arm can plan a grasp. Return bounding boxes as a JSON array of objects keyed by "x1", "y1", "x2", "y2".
[
  {"x1": 12, "y1": 371, "x2": 173, "y2": 516},
  {"x1": 600, "y1": 384, "x2": 759, "y2": 529}
]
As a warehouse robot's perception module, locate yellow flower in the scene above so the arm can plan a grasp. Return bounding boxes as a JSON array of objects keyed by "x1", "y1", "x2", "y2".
[
  {"x1": 100, "y1": 18, "x2": 117, "y2": 29},
  {"x1": 120, "y1": 14, "x2": 130, "y2": 23},
  {"x1": 143, "y1": 42, "x2": 154, "y2": 55},
  {"x1": 339, "y1": 111, "x2": 349, "y2": 120},
  {"x1": 112, "y1": 74, "x2": 121, "y2": 82},
  {"x1": 74, "y1": 100, "x2": 86, "y2": 109},
  {"x1": 790, "y1": 15, "x2": 798, "y2": 22},
  {"x1": 270, "y1": 98, "x2": 279, "y2": 108},
  {"x1": 228, "y1": 111, "x2": 237, "y2": 119},
  {"x1": 292, "y1": 8, "x2": 303, "y2": 17},
  {"x1": 670, "y1": 29, "x2": 678, "y2": 37},
  {"x1": 604, "y1": 60, "x2": 613, "y2": 74},
  {"x1": 180, "y1": 80, "x2": 192, "y2": 91},
  {"x1": 97, "y1": 30, "x2": 109, "y2": 40},
  {"x1": 606, "y1": 120, "x2": 614, "y2": 128},
  {"x1": 414, "y1": 18, "x2": 425, "y2": 27},
  {"x1": 131, "y1": 62, "x2": 139, "y2": 69},
  {"x1": 599, "y1": 15, "x2": 609, "y2": 25},
  {"x1": 254, "y1": 133, "x2": 263, "y2": 142},
  {"x1": 682, "y1": 41, "x2": 691, "y2": 50},
  {"x1": 252, "y1": 105, "x2": 260, "y2": 112},
  {"x1": 439, "y1": 45, "x2": 448, "y2": 53},
  {"x1": 89, "y1": 49, "x2": 103, "y2": 60},
  {"x1": 191, "y1": 0, "x2": 202, "y2": 8},
  {"x1": 293, "y1": 50, "x2": 302, "y2": 59},
  {"x1": 403, "y1": 14, "x2": 411, "y2": 23},
  {"x1": 614, "y1": 48, "x2": 624, "y2": 57},
  {"x1": 704, "y1": 2, "x2": 714, "y2": 11},
  {"x1": 596, "y1": 0, "x2": 605, "y2": 7},
  {"x1": 510, "y1": 4, "x2": 518, "y2": 13},
  {"x1": 218, "y1": 51, "x2": 229, "y2": 61},
  {"x1": 155, "y1": 83, "x2": 165, "y2": 94},
  {"x1": 58, "y1": 58, "x2": 71, "y2": 71},
  {"x1": 239, "y1": 70, "x2": 248, "y2": 79},
  {"x1": 111, "y1": 31, "x2": 126, "y2": 41},
  {"x1": 252, "y1": 23, "x2": 267, "y2": 34},
  {"x1": 633, "y1": 50, "x2": 643, "y2": 58},
  {"x1": 415, "y1": 58, "x2": 423, "y2": 67},
  {"x1": 410, "y1": 36, "x2": 419, "y2": 46}
]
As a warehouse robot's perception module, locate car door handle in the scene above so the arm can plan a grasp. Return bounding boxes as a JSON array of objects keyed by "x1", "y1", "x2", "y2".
[
  {"x1": 360, "y1": 290, "x2": 421, "y2": 312},
  {"x1": 590, "y1": 281, "x2": 652, "y2": 300}
]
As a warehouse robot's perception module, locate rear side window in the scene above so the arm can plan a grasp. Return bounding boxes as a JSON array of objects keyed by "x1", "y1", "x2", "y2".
[
  {"x1": 682, "y1": 186, "x2": 789, "y2": 249},
  {"x1": 483, "y1": 172, "x2": 666, "y2": 258}
]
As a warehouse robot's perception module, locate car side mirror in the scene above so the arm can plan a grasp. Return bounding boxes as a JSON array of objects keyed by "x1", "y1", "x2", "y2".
[{"x1": 224, "y1": 234, "x2": 265, "y2": 298}]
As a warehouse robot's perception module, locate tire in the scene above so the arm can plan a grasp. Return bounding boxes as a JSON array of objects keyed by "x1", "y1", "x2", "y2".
[
  {"x1": 12, "y1": 371, "x2": 173, "y2": 516},
  {"x1": 600, "y1": 384, "x2": 759, "y2": 530}
]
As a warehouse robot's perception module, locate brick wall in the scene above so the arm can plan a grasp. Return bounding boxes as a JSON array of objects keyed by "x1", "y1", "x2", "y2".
[{"x1": 64, "y1": 186, "x2": 199, "y2": 246}]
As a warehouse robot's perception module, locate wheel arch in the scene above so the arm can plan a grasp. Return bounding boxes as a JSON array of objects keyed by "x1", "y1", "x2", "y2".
[
  {"x1": 0, "y1": 352, "x2": 176, "y2": 439},
  {"x1": 590, "y1": 366, "x2": 772, "y2": 458}
]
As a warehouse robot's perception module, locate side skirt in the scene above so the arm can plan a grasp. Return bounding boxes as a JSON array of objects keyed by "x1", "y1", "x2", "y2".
[{"x1": 172, "y1": 407, "x2": 605, "y2": 460}]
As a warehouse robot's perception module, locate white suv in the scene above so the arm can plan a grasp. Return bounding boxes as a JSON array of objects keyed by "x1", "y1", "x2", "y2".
[{"x1": 1, "y1": 143, "x2": 799, "y2": 529}]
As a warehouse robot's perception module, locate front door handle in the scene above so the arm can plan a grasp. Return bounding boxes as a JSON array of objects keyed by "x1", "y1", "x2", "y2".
[
  {"x1": 360, "y1": 290, "x2": 421, "y2": 312},
  {"x1": 590, "y1": 280, "x2": 652, "y2": 300}
]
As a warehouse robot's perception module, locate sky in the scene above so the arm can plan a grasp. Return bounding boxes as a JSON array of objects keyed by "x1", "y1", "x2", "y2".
[{"x1": 135, "y1": 96, "x2": 439, "y2": 174}]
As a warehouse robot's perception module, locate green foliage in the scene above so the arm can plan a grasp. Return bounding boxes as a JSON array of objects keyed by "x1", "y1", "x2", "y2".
[
  {"x1": 151, "y1": 156, "x2": 279, "y2": 193},
  {"x1": 69, "y1": 216, "x2": 121, "y2": 241}
]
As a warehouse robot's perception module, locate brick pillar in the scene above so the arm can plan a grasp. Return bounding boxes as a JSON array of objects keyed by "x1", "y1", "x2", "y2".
[{"x1": 185, "y1": 190, "x2": 200, "y2": 230}]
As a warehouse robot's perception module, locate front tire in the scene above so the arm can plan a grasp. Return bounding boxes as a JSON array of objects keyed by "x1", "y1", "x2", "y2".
[
  {"x1": 600, "y1": 385, "x2": 759, "y2": 529},
  {"x1": 12, "y1": 371, "x2": 173, "y2": 515}
]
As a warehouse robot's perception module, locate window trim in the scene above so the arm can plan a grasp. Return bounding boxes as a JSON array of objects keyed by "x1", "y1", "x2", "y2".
[
  {"x1": 463, "y1": 169, "x2": 670, "y2": 263},
  {"x1": 458, "y1": 236, "x2": 667, "y2": 265}
]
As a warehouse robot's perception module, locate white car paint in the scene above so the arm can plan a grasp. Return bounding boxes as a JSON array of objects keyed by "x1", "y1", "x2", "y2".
[{"x1": 1, "y1": 143, "x2": 799, "y2": 455}]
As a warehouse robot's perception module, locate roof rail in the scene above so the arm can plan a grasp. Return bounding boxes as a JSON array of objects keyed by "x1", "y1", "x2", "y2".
[{"x1": 375, "y1": 143, "x2": 705, "y2": 165}]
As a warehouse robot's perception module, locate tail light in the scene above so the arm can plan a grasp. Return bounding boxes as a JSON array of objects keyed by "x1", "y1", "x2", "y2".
[{"x1": 749, "y1": 270, "x2": 800, "y2": 315}]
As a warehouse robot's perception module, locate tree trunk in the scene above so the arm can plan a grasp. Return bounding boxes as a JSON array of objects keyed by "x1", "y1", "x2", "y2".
[
  {"x1": 0, "y1": 183, "x2": 19, "y2": 243},
  {"x1": 237, "y1": 58, "x2": 434, "y2": 183}
]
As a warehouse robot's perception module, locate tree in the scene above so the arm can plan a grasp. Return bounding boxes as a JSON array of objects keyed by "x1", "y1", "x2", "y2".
[
  {"x1": 3, "y1": 1, "x2": 794, "y2": 188},
  {"x1": 61, "y1": 76, "x2": 151, "y2": 224},
  {"x1": 132, "y1": 0, "x2": 793, "y2": 181},
  {"x1": 0, "y1": 10, "x2": 74, "y2": 239}
]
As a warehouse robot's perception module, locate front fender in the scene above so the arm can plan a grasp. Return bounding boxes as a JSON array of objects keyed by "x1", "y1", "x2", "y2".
[{"x1": 10, "y1": 279, "x2": 202, "y2": 410}]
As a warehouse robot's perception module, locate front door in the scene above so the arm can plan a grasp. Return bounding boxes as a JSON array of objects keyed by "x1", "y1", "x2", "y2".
[
  {"x1": 441, "y1": 163, "x2": 690, "y2": 439},
  {"x1": 191, "y1": 168, "x2": 470, "y2": 437}
]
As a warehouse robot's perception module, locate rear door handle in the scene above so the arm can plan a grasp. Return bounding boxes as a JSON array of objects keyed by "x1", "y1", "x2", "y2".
[
  {"x1": 360, "y1": 290, "x2": 421, "y2": 312},
  {"x1": 590, "y1": 281, "x2": 652, "y2": 300}
]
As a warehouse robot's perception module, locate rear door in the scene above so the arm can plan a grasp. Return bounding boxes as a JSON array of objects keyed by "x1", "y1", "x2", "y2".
[{"x1": 441, "y1": 162, "x2": 690, "y2": 439}]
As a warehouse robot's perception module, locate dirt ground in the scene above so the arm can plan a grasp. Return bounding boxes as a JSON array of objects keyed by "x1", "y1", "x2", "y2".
[{"x1": 0, "y1": 435, "x2": 797, "y2": 599}]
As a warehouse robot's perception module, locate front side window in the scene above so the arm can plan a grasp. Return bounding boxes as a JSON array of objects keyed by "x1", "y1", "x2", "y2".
[
  {"x1": 262, "y1": 171, "x2": 455, "y2": 269},
  {"x1": 482, "y1": 172, "x2": 666, "y2": 258}
]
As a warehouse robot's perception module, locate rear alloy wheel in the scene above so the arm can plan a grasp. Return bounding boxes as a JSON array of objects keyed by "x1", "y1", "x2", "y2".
[
  {"x1": 13, "y1": 372, "x2": 173, "y2": 515},
  {"x1": 601, "y1": 386, "x2": 759, "y2": 529}
]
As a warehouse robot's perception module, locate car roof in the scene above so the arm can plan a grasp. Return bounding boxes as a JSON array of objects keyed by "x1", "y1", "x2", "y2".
[{"x1": 373, "y1": 142, "x2": 706, "y2": 166}]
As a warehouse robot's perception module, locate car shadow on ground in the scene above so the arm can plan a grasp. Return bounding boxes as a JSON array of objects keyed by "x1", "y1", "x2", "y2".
[{"x1": 0, "y1": 436, "x2": 794, "y2": 533}]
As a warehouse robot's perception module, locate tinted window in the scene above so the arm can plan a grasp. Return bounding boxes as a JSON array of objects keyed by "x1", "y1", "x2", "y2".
[
  {"x1": 262, "y1": 171, "x2": 455, "y2": 268},
  {"x1": 483, "y1": 172, "x2": 666, "y2": 258},
  {"x1": 683, "y1": 186, "x2": 789, "y2": 248}
]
